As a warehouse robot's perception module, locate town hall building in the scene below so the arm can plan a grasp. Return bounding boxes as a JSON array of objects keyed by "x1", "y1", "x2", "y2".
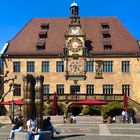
[{"x1": 1, "y1": 2, "x2": 140, "y2": 113}]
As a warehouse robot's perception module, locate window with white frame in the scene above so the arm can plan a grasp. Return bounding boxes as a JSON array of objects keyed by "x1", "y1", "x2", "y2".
[
  {"x1": 86, "y1": 84, "x2": 94, "y2": 94},
  {"x1": 57, "y1": 84, "x2": 64, "y2": 94},
  {"x1": 103, "y1": 61, "x2": 113, "y2": 72},
  {"x1": 103, "y1": 84, "x2": 113, "y2": 94},
  {"x1": 122, "y1": 61, "x2": 130, "y2": 73},
  {"x1": 86, "y1": 61, "x2": 94, "y2": 72},
  {"x1": 56, "y1": 61, "x2": 64, "y2": 72},
  {"x1": 122, "y1": 84, "x2": 130, "y2": 96},
  {"x1": 42, "y1": 61, "x2": 49, "y2": 72},
  {"x1": 43, "y1": 84, "x2": 50, "y2": 94},
  {"x1": 13, "y1": 62, "x2": 20, "y2": 72}
]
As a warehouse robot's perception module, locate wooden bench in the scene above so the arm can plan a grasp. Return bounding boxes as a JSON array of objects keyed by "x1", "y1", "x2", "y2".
[{"x1": 14, "y1": 131, "x2": 52, "y2": 140}]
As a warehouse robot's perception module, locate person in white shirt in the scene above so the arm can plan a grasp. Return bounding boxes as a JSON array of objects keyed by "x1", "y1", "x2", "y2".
[
  {"x1": 121, "y1": 110, "x2": 126, "y2": 123},
  {"x1": 72, "y1": 115, "x2": 77, "y2": 123},
  {"x1": 121, "y1": 110, "x2": 128, "y2": 123},
  {"x1": 26, "y1": 116, "x2": 38, "y2": 140}
]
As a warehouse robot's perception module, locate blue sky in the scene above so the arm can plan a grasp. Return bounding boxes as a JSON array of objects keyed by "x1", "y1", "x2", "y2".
[{"x1": 0, "y1": 0, "x2": 140, "y2": 51}]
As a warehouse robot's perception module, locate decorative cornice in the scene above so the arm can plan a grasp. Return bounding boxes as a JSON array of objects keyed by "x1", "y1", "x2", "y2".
[{"x1": 4, "y1": 53, "x2": 140, "y2": 59}]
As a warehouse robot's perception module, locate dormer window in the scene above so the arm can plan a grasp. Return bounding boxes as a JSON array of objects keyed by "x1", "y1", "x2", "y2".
[
  {"x1": 36, "y1": 41, "x2": 45, "y2": 50},
  {"x1": 39, "y1": 35, "x2": 46, "y2": 40},
  {"x1": 37, "y1": 46, "x2": 45, "y2": 50},
  {"x1": 39, "y1": 31, "x2": 48, "y2": 39},
  {"x1": 104, "y1": 45, "x2": 112, "y2": 50},
  {"x1": 103, "y1": 33, "x2": 111, "y2": 39},
  {"x1": 41, "y1": 23, "x2": 49, "y2": 30},
  {"x1": 101, "y1": 23, "x2": 110, "y2": 29}
]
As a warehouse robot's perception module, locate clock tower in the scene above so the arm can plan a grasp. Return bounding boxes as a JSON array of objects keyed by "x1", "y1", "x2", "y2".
[{"x1": 64, "y1": 2, "x2": 87, "y2": 80}]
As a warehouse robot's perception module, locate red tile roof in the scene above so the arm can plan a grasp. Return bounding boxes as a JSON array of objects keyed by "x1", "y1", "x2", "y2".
[{"x1": 4, "y1": 17, "x2": 140, "y2": 56}]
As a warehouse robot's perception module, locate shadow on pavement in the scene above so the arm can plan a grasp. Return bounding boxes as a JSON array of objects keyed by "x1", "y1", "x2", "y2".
[{"x1": 53, "y1": 134, "x2": 86, "y2": 140}]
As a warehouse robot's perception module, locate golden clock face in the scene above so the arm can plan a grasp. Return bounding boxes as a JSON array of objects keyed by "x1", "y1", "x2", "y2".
[
  {"x1": 67, "y1": 38, "x2": 83, "y2": 52},
  {"x1": 68, "y1": 59, "x2": 83, "y2": 75}
]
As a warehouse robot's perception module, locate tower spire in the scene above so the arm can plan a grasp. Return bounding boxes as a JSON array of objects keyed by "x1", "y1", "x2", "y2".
[{"x1": 70, "y1": 1, "x2": 79, "y2": 17}]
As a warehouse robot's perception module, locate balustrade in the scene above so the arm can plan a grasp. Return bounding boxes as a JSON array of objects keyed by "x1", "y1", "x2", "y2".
[{"x1": 44, "y1": 93, "x2": 123, "y2": 102}]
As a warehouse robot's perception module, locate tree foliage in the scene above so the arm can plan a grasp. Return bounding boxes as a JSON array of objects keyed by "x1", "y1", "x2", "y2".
[{"x1": 102, "y1": 101, "x2": 134, "y2": 118}]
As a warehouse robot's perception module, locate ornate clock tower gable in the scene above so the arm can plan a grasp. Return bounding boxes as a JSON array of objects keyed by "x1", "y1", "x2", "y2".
[
  {"x1": 64, "y1": 2, "x2": 86, "y2": 81},
  {"x1": 65, "y1": 2, "x2": 86, "y2": 56}
]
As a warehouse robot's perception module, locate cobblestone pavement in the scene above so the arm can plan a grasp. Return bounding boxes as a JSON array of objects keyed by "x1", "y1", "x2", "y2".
[
  {"x1": 54, "y1": 123, "x2": 140, "y2": 140},
  {"x1": 1, "y1": 116, "x2": 140, "y2": 140}
]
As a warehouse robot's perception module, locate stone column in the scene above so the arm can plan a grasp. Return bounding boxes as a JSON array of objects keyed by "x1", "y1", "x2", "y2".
[{"x1": 35, "y1": 75, "x2": 44, "y2": 129}]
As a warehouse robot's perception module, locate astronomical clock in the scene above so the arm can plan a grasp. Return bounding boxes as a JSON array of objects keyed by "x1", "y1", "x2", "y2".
[
  {"x1": 64, "y1": 21, "x2": 86, "y2": 80},
  {"x1": 63, "y1": 2, "x2": 87, "y2": 80},
  {"x1": 66, "y1": 25, "x2": 85, "y2": 56},
  {"x1": 67, "y1": 37, "x2": 83, "y2": 53},
  {"x1": 68, "y1": 59, "x2": 84, "y2": 75}
]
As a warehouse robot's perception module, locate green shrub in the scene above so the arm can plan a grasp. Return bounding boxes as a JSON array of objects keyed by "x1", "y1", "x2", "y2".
[
  {"x1": 57, "y1": 102, "x2": 65, "y2": 115},
  {"x1": 102, "y1": 101, "x2": 136, "y2": 118},
  {"x1": 102, "y1": 101, "x2": 124, "y2": 117},
  {"x1": 43, "y1": 102, "x2": 65, "y2": 115},
  {"x1": 82, "y1": 106, "x2": 90, "y2": 115},
  {"x1": 43, "y1": 103, "x2": 52, "y2": 115},
  {"x1": 82, "y1": 105, "x2": 101, "y2": 115}
]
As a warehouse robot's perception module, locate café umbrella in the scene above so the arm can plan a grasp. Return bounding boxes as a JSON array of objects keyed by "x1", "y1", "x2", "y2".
[
  {"x1": 123, "y1": 92, "x2": 128, "y2": 111},
  {"x1": 0, "y1": 99, "x2": 23, "y2": 105},
  {"x1": 51, "y1": 92, "x2": 58, "y2": 115}
]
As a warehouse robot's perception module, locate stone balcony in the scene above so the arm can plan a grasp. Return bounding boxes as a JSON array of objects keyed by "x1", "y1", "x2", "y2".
[{"x1": 44, "y1": 94, "x2": 123, "y2": 102}]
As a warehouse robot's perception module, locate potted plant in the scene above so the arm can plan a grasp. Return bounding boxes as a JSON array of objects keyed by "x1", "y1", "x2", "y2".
[{"x1": 103, "y1": 114, "x2": 108, "y2": 123}]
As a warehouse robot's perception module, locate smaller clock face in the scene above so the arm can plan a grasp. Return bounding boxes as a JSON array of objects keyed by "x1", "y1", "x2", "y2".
[
  {"x1": 71, "y1": 27, "x2": 79, "y2": 35},
  {"x1": 67, "y1": 38, "x2": 83, "y2": 52}
]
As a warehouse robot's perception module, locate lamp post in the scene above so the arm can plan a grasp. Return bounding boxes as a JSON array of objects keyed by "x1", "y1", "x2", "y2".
[
  {"x1": 11, "y1": 84, "x2": 15, "y2": 123},
  {"x1": 11, "y1": 98, "x2": 14, "y2": 123}
]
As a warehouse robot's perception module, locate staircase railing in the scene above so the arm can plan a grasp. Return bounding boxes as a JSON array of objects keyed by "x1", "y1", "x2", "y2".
[{"x1": 128, "y1": 97, "x2": 140, "y2": 111}]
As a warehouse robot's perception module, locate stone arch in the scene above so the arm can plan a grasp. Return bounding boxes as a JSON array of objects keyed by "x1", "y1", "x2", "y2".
[
  {"x1": 63, "y1": 102, "x2": 83, "y2": 117},
  {"x1": 67, "y1": 103, "x2": 83, "y2": 116}
]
